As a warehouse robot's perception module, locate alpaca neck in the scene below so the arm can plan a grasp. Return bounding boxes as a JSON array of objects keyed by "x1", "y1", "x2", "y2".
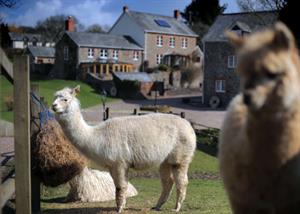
[
  {"x1": 247, "y1": 101, "x2": 300, "y2": 163},
  {"x1": 57, "y1": 102, "x2": 94, "y2": 153}
]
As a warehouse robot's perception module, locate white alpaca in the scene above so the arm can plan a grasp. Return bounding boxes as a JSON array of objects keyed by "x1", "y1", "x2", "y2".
[{"x1": 52, "y1": 85, "x2": 196, "y2": 213}]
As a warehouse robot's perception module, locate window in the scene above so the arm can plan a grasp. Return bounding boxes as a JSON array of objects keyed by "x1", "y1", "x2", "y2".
[
  {"x1": 228, "y1": 55, "x2": 237, "y2": 68},
  {"x1": 215, "y1": 80, "x2": 225, "y2": 93},
  {"x1": 156, "y1": 54, "x2": 163, "y2": 65},
  {"x1": 133, "y1": 51, "x2": 139, "y2": 61},
  {"x1": 157, "y1": 35, "x2": 163, "y2": 47},
  {"x1": 169, "y1": 37, "x2": 175, "y2": 48},
  {"x1": 113, "y1": 50, "x2": 119, "y2": 59},
  {"x1": 181, "y1": 38, "x2": 188, "y2": 48},
  {"x1": 100, "y1": 49, "x2": 108, "y2": 59},
  {"x1": 88, "y1": 48, "x2": 94, "y2": 58},
  {"x1": 64, "y1": 46, "x2": 69, "y2": 61}
]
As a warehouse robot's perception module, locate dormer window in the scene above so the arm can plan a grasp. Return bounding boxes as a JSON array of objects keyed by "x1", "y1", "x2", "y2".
[{"x1": 230, "y1": 22, "x2": 251, "y2": 37}]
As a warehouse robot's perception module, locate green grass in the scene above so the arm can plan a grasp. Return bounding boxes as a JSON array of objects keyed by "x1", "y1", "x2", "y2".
[
  {"x1": 40, "y1": 149, "x2": 230, "y2": 214},
  {"x1": 0, "y1": 75, "x2": 13, "y2": 121},
  {"x1": 0, "y1": 75, "x2": 117, "y2": 122},
  {"x1": 41, "y1": 179, "x2": 230, "y2": 214}
]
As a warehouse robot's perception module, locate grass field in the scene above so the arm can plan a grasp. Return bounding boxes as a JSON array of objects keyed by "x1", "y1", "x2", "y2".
[
  {"x1": 40, "y1": 149, "x2": 231, "y2": 214},
  {"x1": 0, "y1": 75, "x2": 116, "y2": 122}
]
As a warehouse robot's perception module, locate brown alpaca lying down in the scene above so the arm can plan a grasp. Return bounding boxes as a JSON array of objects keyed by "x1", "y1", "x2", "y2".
[{"x1": 219, "y1": 22, "x2": 300, "y2": 214}]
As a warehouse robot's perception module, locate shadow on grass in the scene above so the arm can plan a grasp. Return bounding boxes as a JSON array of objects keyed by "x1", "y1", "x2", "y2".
[
  {"x1": 41, "y1": 197, "x2": 67, "y2": 203},
  {"x1": 197, "y1": 142, "x2": 218, "y2": 157},
  {"x1": 43, "y1": 207, "x2": 144, "y2": 214}
]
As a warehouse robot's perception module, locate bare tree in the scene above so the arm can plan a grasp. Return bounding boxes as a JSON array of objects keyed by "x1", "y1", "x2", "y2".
[
  {"x1": 35, "y1": 15, "x2": 84, "y2": 42},
  {"x1": 85, "y1": 24, "x2": 105, "y2": 33},
  {"x1": 237, "y1": 0, "x2": 286, "y2": 11},
  {"x1": 0, "y1": 0, "x2": 18, "y2": 8}
]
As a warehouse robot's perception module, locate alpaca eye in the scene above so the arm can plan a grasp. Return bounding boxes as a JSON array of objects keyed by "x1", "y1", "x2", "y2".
[
  {"x1": 63, "y1": 99, "x2": 68, "y2": 102},
  {"x1": 265, "y1": 72, "x2": 278, "y2": 80}
]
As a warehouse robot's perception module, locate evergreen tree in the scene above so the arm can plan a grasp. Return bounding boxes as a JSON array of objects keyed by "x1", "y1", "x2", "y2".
[{"x1": 182, "y1": 0, "x2": 226, "y2": 26}]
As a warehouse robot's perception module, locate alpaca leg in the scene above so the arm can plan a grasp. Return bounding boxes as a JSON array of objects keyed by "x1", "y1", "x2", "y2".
[
  {"x1": 110, "y1": 166, "x2": 129, "y2": 213},
  {"x1": 153, "y1": 161, "x2": 174, "y2": 211},
  {"x1": 172, "y1": 163, "x2": 189, "y2": 212}
]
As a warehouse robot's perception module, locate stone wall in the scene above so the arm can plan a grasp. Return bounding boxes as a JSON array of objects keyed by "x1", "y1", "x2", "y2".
[
  {"x1": 54, "y1": 34, "x2": 78, "y2": 79},
  {"x1": 145, "y1": 33, "x2": 197, "y2": 68},
  {"x1": 203, "y1": 41, "x2": 240, "y2": 108}
]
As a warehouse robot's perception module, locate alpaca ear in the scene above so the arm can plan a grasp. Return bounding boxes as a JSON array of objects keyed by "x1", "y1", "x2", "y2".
[
  {"x1": 272, "y1": 22, "x2": 295, "y2": 50},
  {"x1": 72, "y1": 85, "x2": 80, "y2": 96},
  {"x1": 225, "y1": 30, "x2": 244, "y2": 49}
]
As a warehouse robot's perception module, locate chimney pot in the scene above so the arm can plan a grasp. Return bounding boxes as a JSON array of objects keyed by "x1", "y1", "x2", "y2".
[{"x1": 123, "y1": 6, "x2": 129, "y2": 13}]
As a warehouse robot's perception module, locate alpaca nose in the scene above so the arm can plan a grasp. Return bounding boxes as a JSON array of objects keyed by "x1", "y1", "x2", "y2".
[{"x1": 52, "y1": 103, "x2": 58, "y2": 110}]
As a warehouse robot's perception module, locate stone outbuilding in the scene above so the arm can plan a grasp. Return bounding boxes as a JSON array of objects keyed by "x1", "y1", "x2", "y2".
[{"x1": 202, "y1": 11, "x2": 277, "y2": 108}]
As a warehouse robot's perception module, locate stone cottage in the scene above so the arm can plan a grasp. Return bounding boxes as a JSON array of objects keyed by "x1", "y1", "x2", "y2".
[
  {"x1": 202, "y1": 11, "x2": 277, "y2": 108},
  {"x1": 54, "y1": 17, "x2": 143, "y2": 79},
  {"x1": 109, "y1": 6, "x2": 198, "y2": 69}
]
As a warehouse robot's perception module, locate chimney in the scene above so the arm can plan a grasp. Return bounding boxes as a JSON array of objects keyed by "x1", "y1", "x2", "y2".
[
  {"x1": 123, "y1": 6, "x2": 129, "y2": 13},
  {"x1": 65, "y1": 16, "x2": 75, "y2": 32},
  {"x1": 174, "y1": 10, "x2": 180, "y2": 19}
]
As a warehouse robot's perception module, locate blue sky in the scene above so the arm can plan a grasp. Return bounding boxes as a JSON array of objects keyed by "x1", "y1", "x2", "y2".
[{"x1": 1, "y1": 0, "x2": 239, "y2": 28}]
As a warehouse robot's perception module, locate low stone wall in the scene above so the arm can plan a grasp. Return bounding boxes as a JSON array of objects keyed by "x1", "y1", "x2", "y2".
[
  {"x1": 149, "y1": 70, "x2": 181, "y2": 89},
  {"x1": 0, "y1": 120, "x2": 14, "y2": 137}
]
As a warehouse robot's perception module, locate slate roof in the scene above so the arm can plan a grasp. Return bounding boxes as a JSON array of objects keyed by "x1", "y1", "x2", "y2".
[
  {"x1": 113, "y1": 71, "x2": 153, "y2": 82},
  {"x1": 9, "y1": 32, "x2": 42, "y2": 41},
  {"x1": 202, "y1": 11, "x2": 277, "y2": 42},
  {"x1": 126, "y1": 11, "x2": 198, "y2": 37},
  {"x1": 66, "y1": 32, "x2": 143, "y2": 50},
  {"x1": 27, "y1": 46, "x2": 55, "y2": 58}
]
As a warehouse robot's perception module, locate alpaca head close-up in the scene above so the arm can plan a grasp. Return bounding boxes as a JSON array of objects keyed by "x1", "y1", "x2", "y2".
[
  {"x1": 226, "y1": 22, "x2": 300, "y2": 112},
  {"x1": 52, "y1": 85, "x2": 81, "y2": 115}
]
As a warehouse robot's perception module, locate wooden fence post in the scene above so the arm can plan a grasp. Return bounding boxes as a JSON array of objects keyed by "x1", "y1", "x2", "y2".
[
  {"x1": 14, "y1": 55, "x2": 31, "y2": 214},
  {"x1": 105, "y1": 107, "x2": 110, "y2": 120},
  {"x1": 180, "y1": 112, "x2": 185, "y2": 118},
  {"x1": 133, "y1": 108, "x2": 137, "y2": 115}
]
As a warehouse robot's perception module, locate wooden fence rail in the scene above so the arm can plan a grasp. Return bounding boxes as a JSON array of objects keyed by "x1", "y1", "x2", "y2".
[{"x1": 0, "y1": 47, "x2": 13, "y2": 83}]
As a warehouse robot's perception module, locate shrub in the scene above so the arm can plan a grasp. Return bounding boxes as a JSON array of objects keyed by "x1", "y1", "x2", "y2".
[
  {"x1": 157, "y1": 64, "x2": 169, "y2": 72},
  {"x1": 4, "y1": 95, "x2": 13, "y2": 111},
  {"x1": 197, "y1": 128, "x2": 220, "y2": 148}
]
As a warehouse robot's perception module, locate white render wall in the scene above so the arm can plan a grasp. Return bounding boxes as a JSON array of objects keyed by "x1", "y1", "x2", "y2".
[
  {"x1": 109, "y1": 13, "x2": 145, "y2": 47},
  {"x1": 13, "y1": 41, "x2": 24, "y2": 49}
]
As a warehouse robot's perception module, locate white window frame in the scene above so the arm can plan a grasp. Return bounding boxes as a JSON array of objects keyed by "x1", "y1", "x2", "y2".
[
  {"x1": 169, "y1": 37, "x2": 175, "y2": 48},
  {"x1": 133, "y1": 51, "x2": 139, "y2": 61},
  {"x1": 181, "y1": 38, "x2": 188, "y2": 49},
  {"x1": 157, "y1": 35, "x2": 163, "y2": 47},
  {"x1": 156, "y1": 54, "x2": 163, "y2": 65},
  {"x1": 100, "y1": 49, "x2": 108, "y2": 59},
  {"x1": 88, "y1": 48, "x2": 94, "y2": 58},
  {"x1": 228, "y1": 55, "x2": 237, "y2": 68},
  {"x1": 64, "y1": 46, "x2": 69, "y2": 61},
  {"x1": 215, "y1": 80, "x2": 226, "y2": 93},
  {"x1": 113, "y1": 50, "x2": 119, "y2": 59}
]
